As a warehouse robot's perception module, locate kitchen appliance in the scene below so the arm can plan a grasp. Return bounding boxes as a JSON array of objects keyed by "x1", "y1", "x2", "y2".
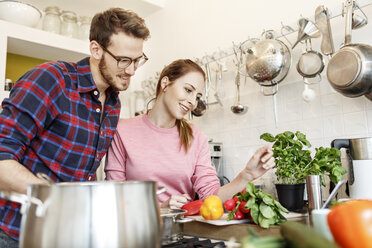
[
  {"x1": 0, "y1": 181, "x2": 164, "y2": 248},
  {"x1": 326, "y1": 0, "x2": 372, "y2": 100},
  {"x1": 331, "y1": 137, "x2": 372, "y2": 199},
  {"x1": 162, "y1": 236, "x2": 228, "y2": 248},
  {"x1": 209, "y1": 141, "x2": 229, "y2": 186}
]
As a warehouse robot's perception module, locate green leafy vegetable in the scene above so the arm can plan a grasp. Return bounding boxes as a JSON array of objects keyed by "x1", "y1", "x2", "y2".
[
  {"x1": 227, "y1": 182, "x2": 288, "y2": 228},
  {"x1": 260, "y1": 131, "x2": 347, "y2": 185},
  {"x1": 240, "y1": 227, "x2": 286, "y2": 248}
]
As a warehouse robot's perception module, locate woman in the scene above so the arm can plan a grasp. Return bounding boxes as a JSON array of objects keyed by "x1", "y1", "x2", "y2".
[{"x1": 105, "y1": 59, "x2": 274, "y2": 208}]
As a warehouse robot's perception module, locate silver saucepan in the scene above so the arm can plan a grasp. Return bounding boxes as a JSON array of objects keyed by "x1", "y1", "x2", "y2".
[
  {"x1": 160, "y1": 208, "x2": 193, "y2": 243},
  {"x1": 1, "y1": 181, "x2": 165, "y2": 248},
  {"x1": 327, "y1": 0, "x2": 372, "y2": 99}
]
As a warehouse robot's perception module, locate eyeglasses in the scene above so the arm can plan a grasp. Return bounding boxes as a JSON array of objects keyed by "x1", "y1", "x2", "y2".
[{"x1": 100, "y1": 45, "x2": 148, "y2": 69}]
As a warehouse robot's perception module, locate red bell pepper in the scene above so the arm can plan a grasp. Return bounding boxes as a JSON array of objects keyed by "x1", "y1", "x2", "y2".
[{"x1": 181, "y1": 200, "x2": 203, "y2": 216}]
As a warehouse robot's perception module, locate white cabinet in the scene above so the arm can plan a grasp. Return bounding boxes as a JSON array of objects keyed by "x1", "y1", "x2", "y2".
[{"x1": 0, "y1": 19, "x2": 90, "y2": 100}]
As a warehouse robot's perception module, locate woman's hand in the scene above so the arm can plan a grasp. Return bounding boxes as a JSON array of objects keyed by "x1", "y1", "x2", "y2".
[
  {"x1": 160, "y1": 194, "x2": 192, "y2": 209},
  {"x1": 243, "y1": 144, "x2": 275, "y2": 181}
]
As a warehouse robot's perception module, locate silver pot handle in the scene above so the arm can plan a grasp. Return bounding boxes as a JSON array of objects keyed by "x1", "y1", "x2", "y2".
[
  {"x1": 0, "y1": 191, "x2": 45, "y2": 217},
  {"x1": 175, "y1": 217, "x2": 194, "y2": 224}
]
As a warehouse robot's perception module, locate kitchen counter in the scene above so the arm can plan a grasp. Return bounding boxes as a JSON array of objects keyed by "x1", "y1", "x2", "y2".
[{"x1": 183, "y1": 215, "x2": 309, "y2": 242}]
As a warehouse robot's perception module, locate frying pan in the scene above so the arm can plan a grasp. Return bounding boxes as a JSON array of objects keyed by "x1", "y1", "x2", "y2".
[{"x1": 326, "y1": 0, "x2": 372, "y2": 99}]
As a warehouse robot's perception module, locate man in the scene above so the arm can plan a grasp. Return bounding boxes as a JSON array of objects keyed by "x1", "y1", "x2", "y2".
[{"x1": 0, "y1": 8, "x2": 150, "y2": 246}]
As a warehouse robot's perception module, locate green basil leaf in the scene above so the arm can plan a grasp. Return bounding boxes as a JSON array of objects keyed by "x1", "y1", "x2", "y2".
[
  {"x1": 258, "y1": 213, "x2": 270, "y2": 228},
  {"x1": 246, "y1": 182, "x2": 256, "y2": 198},
  {"x1": 250, "y1": 203, "x2": 259, "y2": 224}
]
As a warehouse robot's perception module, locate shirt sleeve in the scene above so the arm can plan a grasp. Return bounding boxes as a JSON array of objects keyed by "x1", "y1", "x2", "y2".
[
  {"x1": 105, "y1": 128, "x2": 127, "y2": 181},
  {"x1": 0, "y1": 65, "x2": 63, "y2": 161},
  {"x1": 191, "y1": 129, "x2": 221, "y2": 200}
]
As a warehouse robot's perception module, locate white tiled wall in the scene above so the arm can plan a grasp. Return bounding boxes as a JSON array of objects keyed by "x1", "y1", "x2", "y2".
[{"x1": 118, "y1": 3, "x2": 372, "y2": 198}]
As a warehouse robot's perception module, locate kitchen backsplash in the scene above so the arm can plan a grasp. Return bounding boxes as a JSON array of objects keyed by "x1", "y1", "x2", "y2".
[{"x1": 190, "y1": 76, "x2": 372, "y2": 198}]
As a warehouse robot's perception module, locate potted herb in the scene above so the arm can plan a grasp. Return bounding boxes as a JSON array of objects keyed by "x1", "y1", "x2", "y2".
[{"x1": 260, "y1": 131, "x2": 347, "y2": 212}]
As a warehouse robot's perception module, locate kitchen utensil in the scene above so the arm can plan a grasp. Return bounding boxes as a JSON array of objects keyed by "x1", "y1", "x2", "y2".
[
  {"x1": 191, "y1": 99, "x2": 206, "y2": 117},
  {"x1": 231, "y1": 69, "x2": 247, "y2": 115},
  {"x1": 160, "y1": 208, "x2": 193, "y2": 243},
  {"x1": 0, "y1": 0, "x2": 41, "y2": 27},
  {"x1": 191, "y1": 63, "x2": 210, "y2": 117},
  {"x1": 321, "y1": 179, "x2": 345, "y2": 209},
  {"x1": 1, "y1": 181, "x2": 165, "y2": 248},
  {"x1": 302, "y1": 82, "x2": 316, "y2": 102},
  {"x1": 306, "y1": 175, "x2": 323, "y2": 212},
  {"x1": 315, "y1": 5, "x2": 335, "y2": 57},
  {"x1": 245, "y1": 30, "x2": 291, "y2": 93},
  {"x1": 327, "y1": 0, "x2": 372, "y2": 99},
  {"x1": 297, "y1": 39, "x2": 325, "y2": 79},
  {"x1": 331, "y1": 137, "x2": 372, "y2": 200},
  {"x1": 352, "y1": 3, "x2": 368, "y2": 29},
  {"x1": 292, "y1": 18, "x2": 321, "y2": 49}
]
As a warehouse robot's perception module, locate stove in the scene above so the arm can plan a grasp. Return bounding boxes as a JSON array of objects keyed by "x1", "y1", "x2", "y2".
[
  {"x1": 162, "y1": 236, "x2": 226, "y2": 248},
  {"x1": 161, "y1": 235, "x2": 240, "y2": 248}
]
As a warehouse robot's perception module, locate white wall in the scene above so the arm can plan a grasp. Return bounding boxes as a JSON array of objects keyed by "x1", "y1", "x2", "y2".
[{"x1": 120, "y1": 1, "x2": 372, "y2": 198}]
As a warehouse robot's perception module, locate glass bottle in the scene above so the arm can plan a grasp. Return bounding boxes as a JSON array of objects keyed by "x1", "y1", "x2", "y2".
[
  {"x1": 78, "y1": 16, "x2": 91, "y2": 41},
  {"x1": 42, "y1": 6, "x2": 61, "y2": 34},
  {"x1": 60, "y1": 11, "x2": 78, "y2": 38}
]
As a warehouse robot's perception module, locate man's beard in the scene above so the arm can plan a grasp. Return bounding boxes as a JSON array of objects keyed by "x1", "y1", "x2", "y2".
[{"x1": 99, "y1": 56, "x2": 119, "y2": 91}]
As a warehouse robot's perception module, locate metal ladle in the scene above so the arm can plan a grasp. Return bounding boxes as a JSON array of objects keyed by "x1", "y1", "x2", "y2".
[{"x1": 231, "y1": 70, "x2": 248, "y2": 114}]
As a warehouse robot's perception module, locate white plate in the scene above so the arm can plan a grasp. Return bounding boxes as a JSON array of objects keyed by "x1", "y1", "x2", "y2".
[{"x1": 188, "y1": 213, "x2": 250, "y2": 226}]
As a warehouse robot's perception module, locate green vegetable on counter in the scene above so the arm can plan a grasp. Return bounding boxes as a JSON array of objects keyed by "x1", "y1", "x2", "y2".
[
  {"x1": 280, "y1": 221, "x2": 338, "y2": 248},
  {"x1": 227, "y1": 182, "x2": 289, "y2": 228},
  {"x1": 241, "y1": 227, "x2": 285, "y2": 248}
]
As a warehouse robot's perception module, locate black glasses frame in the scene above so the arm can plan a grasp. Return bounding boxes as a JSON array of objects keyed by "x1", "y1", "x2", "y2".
[{"x1": 100, "y1": 45, "x2": 148, "y2": 69}]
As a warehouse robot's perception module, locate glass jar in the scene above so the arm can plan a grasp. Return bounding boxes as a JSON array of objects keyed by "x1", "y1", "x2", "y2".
[
  {"x1": 42, "y1": 6, "x2": 61, "y2": 34},
  {"x1": 78, "y1": 16, "x2": 91, "y2": 41},
  {"x1": 60, "y1": 11, "x2": 78, "y2": 38}
]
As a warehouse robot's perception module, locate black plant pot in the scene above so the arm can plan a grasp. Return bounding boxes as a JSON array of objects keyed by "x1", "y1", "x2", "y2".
[{"x1": 275, "y1": 183, "x2": 305, "y2": 213}]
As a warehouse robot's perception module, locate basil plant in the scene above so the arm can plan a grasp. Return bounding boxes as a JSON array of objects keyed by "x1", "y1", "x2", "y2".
[{"x1": 260, "y1": 131, "x2": 347, "y2": 185}]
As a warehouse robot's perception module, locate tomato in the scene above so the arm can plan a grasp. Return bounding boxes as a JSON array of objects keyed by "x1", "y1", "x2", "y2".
[
  {"x1": 327, "y1": 199, "x2": 372, "y2": 248},
  {"x1": 223, "y1": 199, "x2": 236, "y2": 212},
  {"x1": 181, "y1": 200, "x2": 203, "y2": 216},
  {"x1": 233, "y1": 196, "x2": 240, "y2": 202},
  {"x1": 239, "y1": 201, "x2": 251, "y2": 214},
  {"x1": 241, "y1": 189, "x2": 246, "y2": 194},
  {"x1": 233, "y1": 209, "x2": 245, "y2": 220}
]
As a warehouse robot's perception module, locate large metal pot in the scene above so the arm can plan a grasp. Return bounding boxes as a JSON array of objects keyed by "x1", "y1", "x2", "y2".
[
  {"x1": 327, "y1": 0, "x2": 372, "y2": 99},
  {"x1": 1, "y1": 181, "x2": 163, "y2": 248}
]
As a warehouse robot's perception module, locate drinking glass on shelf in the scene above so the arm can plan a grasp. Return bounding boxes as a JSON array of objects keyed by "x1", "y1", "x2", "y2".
[
  {"x1": 42, "y1": 6, "x2": 61, "y2": 34},
  {"x1": 60, "y1": 10, "x2": 78, "y2": 38},
  {"x1": 78, "y1": 16, "x2": 91, "y2": 41}
]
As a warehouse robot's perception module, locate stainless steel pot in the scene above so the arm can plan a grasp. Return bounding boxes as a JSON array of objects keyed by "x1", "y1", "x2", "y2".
[
  {"x1": 326, "y1": 0, "x2": 372, "y2": 99},
  {"x1": 160, "y1": 208, "x2": 193, "y2": 242},
  {"x1": 1, "y1": 181, "x2": 164, "y2": 248}
]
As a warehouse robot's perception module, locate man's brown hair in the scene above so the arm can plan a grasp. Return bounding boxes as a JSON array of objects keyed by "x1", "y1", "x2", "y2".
[{"x1": 89, "y1": 8, "x2": 150, "y2": 48}]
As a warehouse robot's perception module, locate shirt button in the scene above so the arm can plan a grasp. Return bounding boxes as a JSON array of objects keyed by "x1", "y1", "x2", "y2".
[
  {"x1": 96, "y1": 154, "x2": 99, "y2": 159},
  {"x1": 93, "y1": 91, "x2": 98, "y2": 96},
  {"x1": 100, "y1": 131, "x2": 104, "y2": 136},
  {"x1": 88, "y1": 176, "x2": 92, "y2": 181},
  {"x1": 96, "y1": 108, "x2": 100, "y2": 113}
]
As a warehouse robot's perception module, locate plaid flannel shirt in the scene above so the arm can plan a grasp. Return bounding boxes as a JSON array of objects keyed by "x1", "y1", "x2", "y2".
[{"x1": 0, "y1": 57, "x2": 120, "y2": 240}]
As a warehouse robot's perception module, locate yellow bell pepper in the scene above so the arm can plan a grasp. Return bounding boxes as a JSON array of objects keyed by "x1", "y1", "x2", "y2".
[{"x1": 200, "y1": 195, "x2": 224, "y2": 220}]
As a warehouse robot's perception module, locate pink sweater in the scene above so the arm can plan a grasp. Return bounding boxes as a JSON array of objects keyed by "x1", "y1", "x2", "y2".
[{"x1": 105, "y1": 114, "x2": 220, "y2": 202}]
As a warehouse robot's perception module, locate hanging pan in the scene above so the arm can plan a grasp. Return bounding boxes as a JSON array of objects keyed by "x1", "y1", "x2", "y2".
[{"x1": 327, "y1": 0, "x2": 372, "y2": 99}]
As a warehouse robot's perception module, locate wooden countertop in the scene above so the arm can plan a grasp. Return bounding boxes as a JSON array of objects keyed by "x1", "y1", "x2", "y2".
[{"x1": 183, "y1": 215, "x2": 309, "y2": 243}]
